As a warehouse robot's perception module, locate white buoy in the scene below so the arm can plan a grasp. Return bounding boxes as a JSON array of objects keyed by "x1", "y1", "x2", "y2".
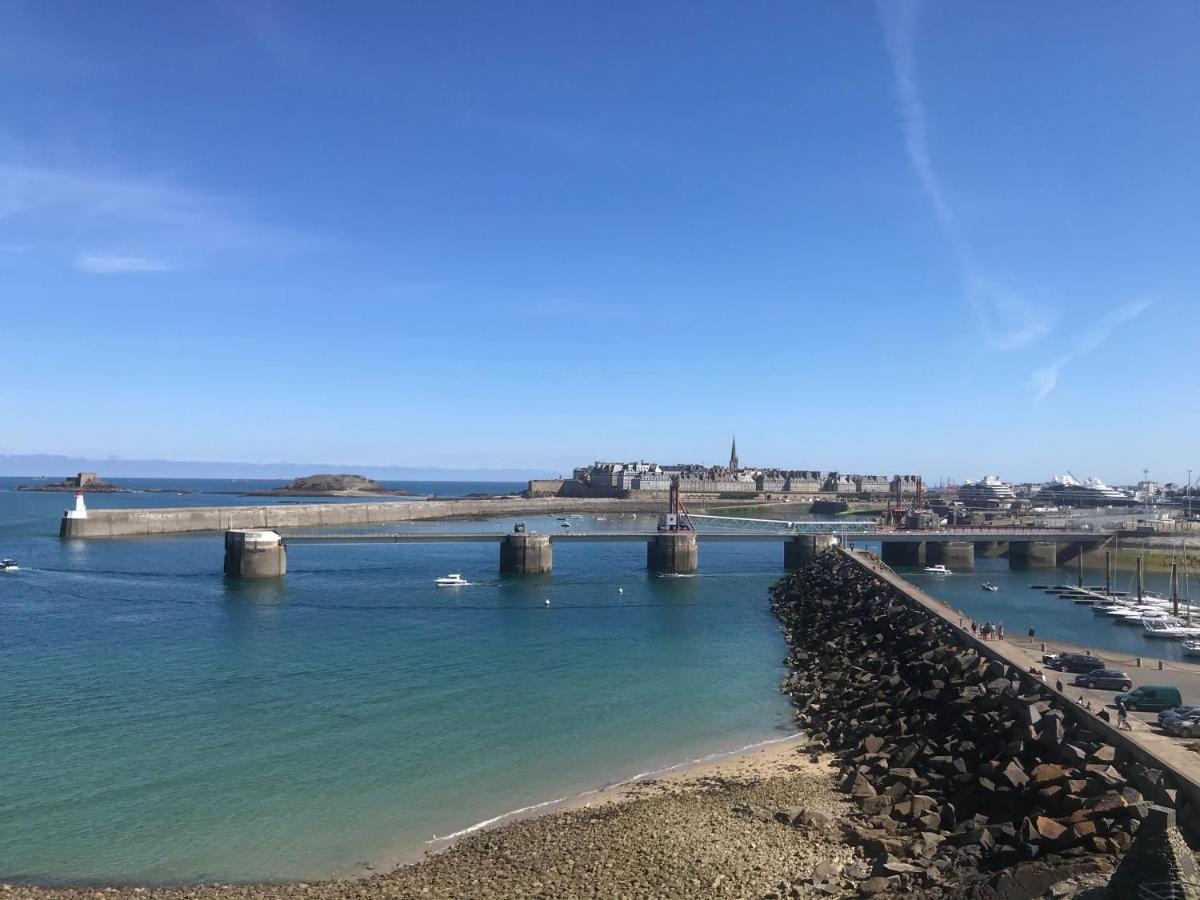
[{"x1": 544, "y1": 598, "x2": 551, "y2": 605}]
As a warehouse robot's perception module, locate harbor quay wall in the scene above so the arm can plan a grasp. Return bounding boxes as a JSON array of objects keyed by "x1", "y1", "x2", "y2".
[
  {"x1": 837, "y1": 546, "x2": 1200, "y2": 834},
  {"x1": 60, "y1": 497, "x2": 672, "y2": 539}
]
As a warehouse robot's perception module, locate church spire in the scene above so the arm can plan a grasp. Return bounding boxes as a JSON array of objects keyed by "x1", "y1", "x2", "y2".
[{"x1": 729, "y1": 435, "x2": 739, "y2": 472}]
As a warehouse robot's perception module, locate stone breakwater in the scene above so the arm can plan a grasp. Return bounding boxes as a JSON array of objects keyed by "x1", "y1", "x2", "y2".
[{"x1": 770, "y1": 551, "x2": 1184, "y2": 897}]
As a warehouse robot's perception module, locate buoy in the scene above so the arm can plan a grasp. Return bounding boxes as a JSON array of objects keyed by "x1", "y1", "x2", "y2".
[{"x1": 544, "y1": 598, "x2": 551, "y2": 605}]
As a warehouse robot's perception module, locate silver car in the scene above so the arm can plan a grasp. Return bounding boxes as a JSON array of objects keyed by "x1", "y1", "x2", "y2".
[
  {"x1": 1159, "y1": 705, "x2": 1200, "y2": 726},
  {"x1": 1164, "y1": 714, "x2": 1200, "y2": 739}
]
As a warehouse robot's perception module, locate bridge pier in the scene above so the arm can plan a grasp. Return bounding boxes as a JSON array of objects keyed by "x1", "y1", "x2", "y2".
[
  {"x1": 648, "y1": 533, "x2": 698, "y2": 575},
  {"x1": 973, "y1": 540, "x2": 1008, "y2": 557},
  {"x1": 1009, "y1": 541, "x2": 1059, "y2": 569},
  {"x1": 224, "y1": 530, "x2": 287, "y2": 578},
  {"x1": 784, "y1": 535, "x2": 838, "y2": 569},
  {"x1": 926, "y1": 541, "x2": 974, "y2": 570},
  {"x1": 500, "y1": 533, "x2": 553, "y2": 575},
  {"x1": 881, "y1": 541, "x2": 925, "y2": 567}
]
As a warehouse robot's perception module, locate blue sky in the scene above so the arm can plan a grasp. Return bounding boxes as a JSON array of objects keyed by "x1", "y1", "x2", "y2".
[{"x1": 2, "y1": 1, "x2": 1197, "y2": 483}]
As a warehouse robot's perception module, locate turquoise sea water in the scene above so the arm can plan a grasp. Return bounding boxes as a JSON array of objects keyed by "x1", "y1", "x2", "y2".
[{"x1": 0, "y1": 479, "x2": 794, "y2": 884}]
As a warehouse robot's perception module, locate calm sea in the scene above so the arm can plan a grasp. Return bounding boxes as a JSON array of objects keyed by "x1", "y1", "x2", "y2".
[
  {"x1": 0, "y1": 478, "x2": 795, "y2": 884},
  {"x1": 897, "y1": 553, "x2": 1198, "y2": 662}
]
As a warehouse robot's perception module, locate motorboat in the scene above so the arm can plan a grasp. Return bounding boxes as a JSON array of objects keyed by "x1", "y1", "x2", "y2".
[
  {"x1": 1105, "y1": 605, "x2": 1162, "y2": 622},
  {"x1": 0, "y1": 558, "x2": 18, "y2": 572},
  {"x1": 981, "y1": 582, "x2": 999, "y2": 592},
  {"x1": 1183, "y1": 640, "x2": 1200, "y2": 658},
  {"x1": 435, "y1": 574, "x2": 469, "y2": 587},
  {"x1": 1143, "y1": 618, "x2": 1200, "y2": 639},
  {"x1": 1114, "y1": 608, "x2": 1171, "y2": 625},
  {"x1": 560, "y1": 521, "x2": 571, "y2": 528},
  {"x1": 924, "y1": 565, "x2": 952, "y2": 575}
]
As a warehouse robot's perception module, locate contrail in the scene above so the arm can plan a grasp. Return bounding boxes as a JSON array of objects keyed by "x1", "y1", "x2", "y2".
[
  {"x1": 877, "y1": 0, "x2": 1053, "y2": 352},
  {"x1": 1028, "y1": 298, "x2": 1154, "y2": 399}
]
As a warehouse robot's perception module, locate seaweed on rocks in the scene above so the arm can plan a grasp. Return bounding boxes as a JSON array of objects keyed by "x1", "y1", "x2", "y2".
[{"x1": 769, "y1": 551, "x2": 1172, "y2": 898}]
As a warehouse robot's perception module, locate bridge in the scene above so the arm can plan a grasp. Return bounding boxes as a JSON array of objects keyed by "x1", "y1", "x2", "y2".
[{"x1": 224, "y1": 525, "x2": 1111, "y2": 578}]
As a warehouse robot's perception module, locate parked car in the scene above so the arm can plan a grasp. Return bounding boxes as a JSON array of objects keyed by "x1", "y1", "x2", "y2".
[
  {"x1": 1042, "y1": 652, "x2": 1062, "y2": 666},
  {"x1": 1163, "y1": 714, "x2": 1200, "y2": 739},
  {"x1": 1159, "y1": 705, "x2": 1200, "y2": 726},
  {"x1": 1072, "y1": 669, "x2": 1133, "y2": 691},
  {"x1": 1115, "y1": 685, "x2": 1183, "y2": 712},
  {"x1": 1047, "y1": 653, "x2": 1105, "y2": 673}
]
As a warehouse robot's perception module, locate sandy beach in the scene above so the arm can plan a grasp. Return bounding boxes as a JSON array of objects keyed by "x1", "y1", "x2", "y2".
[{"x1": 6, "y1": 736, "x2": 859, "y2": 900}]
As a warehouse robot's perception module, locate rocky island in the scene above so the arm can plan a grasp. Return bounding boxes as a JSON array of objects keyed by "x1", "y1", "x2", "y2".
[
  {"x1": 243, "y1": 473, "x2": 415, "y2": 497},
  {"x1": 17, "y1": 472, "x2": 129, "y2": 493}
]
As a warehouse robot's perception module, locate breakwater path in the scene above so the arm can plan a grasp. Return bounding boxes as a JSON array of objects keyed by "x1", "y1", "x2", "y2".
[
  {"x1": 58, "y1": 496, "x2": 672, "y2": 538},
  {"x1": 770, "y1": 548, "x2": 1200, "y2": 897}
]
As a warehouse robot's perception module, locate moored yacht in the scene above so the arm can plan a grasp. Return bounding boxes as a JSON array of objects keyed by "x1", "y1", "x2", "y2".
[{"x1": 1143, "y1": 618, "x2": 1200, "y2": 639}]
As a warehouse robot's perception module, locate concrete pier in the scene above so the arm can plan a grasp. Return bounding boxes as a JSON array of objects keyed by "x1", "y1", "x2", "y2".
[
  {"x1": 881, "y1": 541, "x2": 925, "y2": 567},
  {"x1": 647, "y1": 533, "x2": 698, "y2": 575},
  {"x1": 973, "y1": 540, "x2": 1008, "y2": 557},
  {"x1": 224, "y1": 530, "x2": 287, "y2": 578},
  {"x1": 925, "y1": 540, "x2": 974, "y2": 570},
  {"x1": 1009, "y1": 540, "x2": 1059, "y2": 568},
  {"x1": 499, "y1": 533, "x2": 553, "y2": 575},
  {"x1": 784, "y1": 534, "x2": 837, "y2": 569}
]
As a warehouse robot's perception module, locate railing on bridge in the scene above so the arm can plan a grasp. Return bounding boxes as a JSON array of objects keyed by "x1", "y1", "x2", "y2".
[{"x1": 687, "y1": 514, "x2": 879, "y2": 534}]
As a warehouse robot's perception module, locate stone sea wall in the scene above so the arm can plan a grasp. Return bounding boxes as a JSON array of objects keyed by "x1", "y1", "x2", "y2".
[
  {"x1": 771, "y1": 550, "x2": 1185, "y2": 897},
  {"x1": 59, "y1": 496, "x2": 673, "y2": 538}
]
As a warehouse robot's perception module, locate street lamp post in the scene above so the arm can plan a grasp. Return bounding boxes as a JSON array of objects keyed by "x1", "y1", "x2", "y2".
[{"x1": 1188, "y1": 469, "x2": 1193, "y2": 521}]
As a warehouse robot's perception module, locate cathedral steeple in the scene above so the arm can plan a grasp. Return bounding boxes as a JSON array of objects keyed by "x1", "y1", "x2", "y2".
[{"x1": 729, "y1": 436, "x2": 739, "y2": 472}]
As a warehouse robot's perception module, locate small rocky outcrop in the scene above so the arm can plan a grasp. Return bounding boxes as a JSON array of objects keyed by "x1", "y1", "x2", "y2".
[
  {"x1": 248, "y1": 474, "x2": 410, "y2": 496},
  {"x1": 17, "y1": 472, "x2": 127, "y2": 492},
  {"x1": 770, "y1": 551, "x2": 1177, "y2": 897}
]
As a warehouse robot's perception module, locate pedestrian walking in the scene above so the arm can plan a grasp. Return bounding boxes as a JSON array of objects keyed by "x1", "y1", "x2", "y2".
[
  {"x1": 1028, "y1": 624, "x2": 1036, "y2": 643},
  {"x1": 998, "y1": 622, "x2": 1005, "y2": 640},
  {"x1": 1056, "y1": 679, "x2": 1064, "y2": 693},
  {"x1": 1116, "y1": 696, "x2": 1131, "y2": 730}
]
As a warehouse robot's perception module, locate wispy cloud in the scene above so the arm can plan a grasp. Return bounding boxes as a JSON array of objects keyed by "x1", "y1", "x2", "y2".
[
  {"x1": 0, "y1": 160, "x2": 317, "y2": 272},
  {"x1": 1028, "y1": 299, "x2": 1154, "y2": 399},
  {"x1": 75, "y1": 252, "x2": 173, "y2": 275},
  {"x1": 878, "y1": 0, "x2": 1054, "y2": 352}
]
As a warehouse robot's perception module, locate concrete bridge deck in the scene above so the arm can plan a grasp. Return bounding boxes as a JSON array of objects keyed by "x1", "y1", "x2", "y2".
[
  {"x1": 220, "y1": 527, "x2": 1109, "y2": 579},
  {"x1": 280, "y1": 529, "x2": 1094, "y2": 544}
]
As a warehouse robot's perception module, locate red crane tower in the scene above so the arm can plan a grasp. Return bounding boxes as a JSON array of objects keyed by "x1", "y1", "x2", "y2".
[{"x1": 658, "y1": 475, "x2": 696, "y2": 533}]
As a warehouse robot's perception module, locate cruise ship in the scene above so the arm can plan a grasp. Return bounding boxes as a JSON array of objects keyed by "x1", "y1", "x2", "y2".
[
  {"x1": 956, "y1": 475, "x2": 1017, "y2": 509},
  {"x1": 1034, "y1": 473, "x2": 1134, "y2": 508}
]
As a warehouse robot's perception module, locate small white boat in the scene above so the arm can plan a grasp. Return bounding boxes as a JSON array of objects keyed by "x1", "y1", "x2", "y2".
[
  {"x1": 0, "y1": 558, "x2": 18, "y2": 572},
  {"x1": 435, "y1": 573, "x2": 469, "y2": 587},
  {"x1": 1183, "y1": 639, "x2": 1200, "y2": 658},
  {"x1": 1113, "y1": 607, "x2": 1169, "y2": 624},
  {"x1": 1143, "y1": 618, "x2": 1200, "y2": 639},
  {"x1": 981, "y1": 582, "x2": 998, "y2": 592},
  {"x1": 924, "y1": 565, "x2": 952, "y2": 575}
]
